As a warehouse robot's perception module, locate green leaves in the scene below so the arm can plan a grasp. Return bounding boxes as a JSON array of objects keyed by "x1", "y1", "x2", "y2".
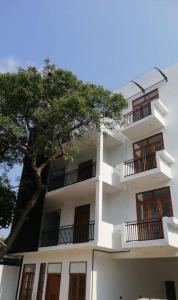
[
  {"x1": 0, "y1": 176, "x2": 16, "y2": 229},
  {"x1": 0, "y1": 59, "x2": 127, "y2": 166},
  {"x1": 0, "y1": 59, "x2": 127, "y2": 228}
]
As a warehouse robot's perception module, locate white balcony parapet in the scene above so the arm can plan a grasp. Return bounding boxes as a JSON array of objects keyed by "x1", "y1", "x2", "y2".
[
  {"x1": 102, "y1": 161, "x2": 121, "y2": 189},
  {"x1": 121, "y1": 99, "x2": 168, "y2": 141},
  {"x1": 121, "y1": 150, "x2": 174, "y2": 188},
  {"x1": 121, "y1": 216, "x2": 178, "y2": 250}
]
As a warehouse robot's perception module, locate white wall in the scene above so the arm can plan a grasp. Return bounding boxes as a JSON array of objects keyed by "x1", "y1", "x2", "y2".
[
  {"x1": 17, "y1": 251, "x2": 178, "y2": 300},
  {"x1": 93, "y1": 253, "x2": 178, "y2": 300},
  {"x1": 60, "y1": 196, "x2": 95, "y2": 226},
  {"x1": 0, "y1": 265, "x2": 20, "y2": 300},
  {"x1": 159, "y1": 64, "x2": 178, "y2": 219},
  {"x1": 101, "y1": 63, "x2": 178, "y2": 228},
  {"x1": 17, "y1": 250, "x2": 92, "y2": 300}
]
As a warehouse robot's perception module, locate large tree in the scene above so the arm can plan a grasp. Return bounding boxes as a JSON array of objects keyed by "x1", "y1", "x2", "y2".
[{"x1": 0, "y1": 59, "x2": 127, "y2": 257}]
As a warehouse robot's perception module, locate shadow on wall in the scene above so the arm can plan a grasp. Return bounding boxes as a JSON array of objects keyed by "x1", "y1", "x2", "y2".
[{"x1": 0, "y1": 265, "x2": 20, "y2": 300}]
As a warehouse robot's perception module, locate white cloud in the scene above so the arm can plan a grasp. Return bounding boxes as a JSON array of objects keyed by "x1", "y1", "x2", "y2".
[{"x1": 0, "y1": 56, "x2": 35, "y2": 73}]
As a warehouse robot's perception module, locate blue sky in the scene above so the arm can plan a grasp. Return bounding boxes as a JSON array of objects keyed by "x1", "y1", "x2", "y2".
[
  {"x1": 1, "y1": 0, "x2": 178, "y2": 236},
  {"x1": 1, "y1": 0, "x2": 178, "y2": 89}
]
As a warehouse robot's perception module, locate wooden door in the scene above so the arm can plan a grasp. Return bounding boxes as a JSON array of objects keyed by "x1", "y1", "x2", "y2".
[
  {"x1": 73, "y1": 204, "x2": 90, "y2": 243},
  {"x1": 136, "y1": 187, "x2": 172, "y2": 240},
  {"x1": 78, "y1": 160, "x2": 92, "y2": 182},
  {"x1": 19, "y1": 265, "x2": 35, "y2": 300},
  {"x1": 165, "y1": 281, "x2": 176, "y2": 300},
  {"x1": 45, "y1": 274, "x2": 61, "y2": 300},
  {"x1": 133, "y1": 133, "x2": 164, "y2": 173},
  {"x1": 68, "y1": 274, "x2": 86, "y2": 300}
]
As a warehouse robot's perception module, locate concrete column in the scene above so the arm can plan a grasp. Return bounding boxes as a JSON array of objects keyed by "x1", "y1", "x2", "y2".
[{"x1": 95, "y1": 131, "x2": 103, "y2": 245}]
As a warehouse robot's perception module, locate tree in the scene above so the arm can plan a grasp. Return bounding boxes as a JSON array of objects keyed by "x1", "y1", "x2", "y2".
[
  {"x1": 0, "y1": 59, "x2": 127, "y2": 257},
  {"x1": 0, "y1": 175, "x2": 16, "y2": 229}
]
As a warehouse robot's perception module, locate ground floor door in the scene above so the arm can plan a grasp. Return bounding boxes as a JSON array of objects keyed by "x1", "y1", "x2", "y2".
[
  {"x1": 45, "y1": 274, "x2": 61, "y2": 300},
  {"x1": 18, "y1": 264, "x2": 36, "y2": 300},
  {"x1": 165, "y1": 281, "x2": 176, "y2": 300},
  {"x1": 68, "y1": 274, "x2": 86, "y2": 300}
]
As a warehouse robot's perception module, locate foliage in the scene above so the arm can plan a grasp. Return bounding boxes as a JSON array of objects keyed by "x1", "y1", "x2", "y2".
[
  {"x1": 0, "y1": 175, "x2": 16, "y2": 229},
  {"x1": 0, "y1": 58, "x2": 127, "y2": 232}
]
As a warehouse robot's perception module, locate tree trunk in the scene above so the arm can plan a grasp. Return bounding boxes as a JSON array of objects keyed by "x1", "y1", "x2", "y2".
[{"x1": 0, "y1": 181, "x2": 44, "y2": 259}]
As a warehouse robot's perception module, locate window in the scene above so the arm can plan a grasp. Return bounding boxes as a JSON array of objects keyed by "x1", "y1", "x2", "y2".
[
  {"x1": 36, "y1": 263, "x2": 46, "y2": 300},
  {"x1": 132, "y1": 89, "x2": 159, "y2": 122},
  {"x1": 19, "y1": 264, "x2": 36, "y2": 300},
  {"x1": 133, "y1": 133, "x2": 164, "y2": 158},
  {"x1": 68, "y1": 262, "x2": 87, "y2": 300},
  {"x1": 137, "y1": 186, "x2": 173, "y2": 220},
  {"x1": 133, "y1": 89, "x2": 159, "y2": 110}
]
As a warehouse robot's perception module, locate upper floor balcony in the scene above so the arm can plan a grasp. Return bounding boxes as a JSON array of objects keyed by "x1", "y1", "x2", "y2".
[
  {"x1": 40, "y1": 222, "x2": 95, "y2": 247},
  {"x1": 48, "y1": 162, "x2": 96, "y2": 192},
  {"x1": 39, "y1": 197, "x2": 96, "y2": 250},
  {"x1": 121, "y1": 150, "x2": 174, "y2": 188},
  {"x1": 121, "y1": 217, "x2": 178, "y2": 250},
  {"x1": 121, "y1": 99, "x2": 168, "y2": 141}
]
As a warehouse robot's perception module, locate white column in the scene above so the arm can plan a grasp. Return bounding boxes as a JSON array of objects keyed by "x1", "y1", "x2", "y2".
[{"x1": 95, "y1": 131, "x2": 103, "y2": 245}]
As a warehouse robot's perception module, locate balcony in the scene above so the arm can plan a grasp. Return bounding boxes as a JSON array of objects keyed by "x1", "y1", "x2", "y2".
[
  {"x1": 125, "y1": 219, "x2": 164, "y2": 243},
  {"x1": 121, "y1": 217, "x2": 178, "y2": 250},
  {"x1": 40, "y1": 222, "x2": 95, "y2": 247},
  {"x1": 121, "y1": 100, "x2": 168, "y2": 141},
  {"x1": 48, "y1": 162, "x2": 96, "y2": 192},
  {"x1": 121, "y1": 150, "x2": 174, "y2": 188}
]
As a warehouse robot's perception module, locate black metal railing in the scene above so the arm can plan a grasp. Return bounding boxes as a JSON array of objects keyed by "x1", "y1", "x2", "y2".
[
  {"x1": 48, "y1": 162, "x2": 96, "y2": 192},
  {"x1": 123, "y1": 102, "x2": 152, "y2": 127},
  {"x1": 40, "y1": 222, "x2": 95, "y2": 247},
  {"x1": 124, "y1": 153, "x2": 157, "y2": 177},
  {"x1": 125, "y1": 219, "x2": 164, "y2": 242}
]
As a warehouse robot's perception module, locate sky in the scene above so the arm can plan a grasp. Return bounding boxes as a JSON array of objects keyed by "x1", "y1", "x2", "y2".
[
  {"x1": 1, "y1": 0, "x2": 178, "y2": 236},
  {"x1": 1, "y1": 0, "x2": 178, "y2": 90}
]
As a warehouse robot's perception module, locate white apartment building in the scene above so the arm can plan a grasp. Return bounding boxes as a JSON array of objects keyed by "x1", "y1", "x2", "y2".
[{"x1": 2, "y1": 62, "x2": 178, "y2": 300}]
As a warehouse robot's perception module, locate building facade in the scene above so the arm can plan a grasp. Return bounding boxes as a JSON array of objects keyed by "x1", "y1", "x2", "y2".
[{"x1": 7, "y1": 63, "x2": 178, "y2": 300}]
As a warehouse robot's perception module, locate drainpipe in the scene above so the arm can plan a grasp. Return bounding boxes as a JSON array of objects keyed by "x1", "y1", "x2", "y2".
[{"x1": 90, "y1": 249, "x2": 130, "y2": 300}]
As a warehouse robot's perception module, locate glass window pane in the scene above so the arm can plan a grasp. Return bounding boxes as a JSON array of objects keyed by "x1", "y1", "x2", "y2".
[
  {"x1": 154, "y1": 187, "x2": 170, "y2": 199},
  {"x1": 23, "y1": 264, "x2": 36, "y2": 273},
  {"x1": 48, "y1": 263, "x2": 61, "y2": 274},
  {"x1": 161, "y1": 200, "x2": 171, "y2": 217},
  {"x1": 70, "y1": 262, "x2": 86, "y2": 274},
  {"x1": 149, "y1": 133, "x2": 162, "y2": 144}
]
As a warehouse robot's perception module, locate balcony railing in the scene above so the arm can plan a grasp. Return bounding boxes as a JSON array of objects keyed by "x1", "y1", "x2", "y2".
[
  {"x1": 123, "y1": 102, "x2": 152, "y2": 127},
  {"x1": 124, "y1": 153, "x2": 157, "y2": 177},
  {"x1": 125, "y1": 219, "x2": 164, "y2": 242},
  {"x1": 48, "y1": 162, "x2": 96, "y2": 192},
  {"x1": 40, "y1": 222, "x2": 95, "y2": 247}
]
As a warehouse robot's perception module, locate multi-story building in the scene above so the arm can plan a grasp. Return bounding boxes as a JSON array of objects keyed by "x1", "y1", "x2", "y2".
[{"x1": 2, "y1": 62, "x2": 178, "y2": 300}]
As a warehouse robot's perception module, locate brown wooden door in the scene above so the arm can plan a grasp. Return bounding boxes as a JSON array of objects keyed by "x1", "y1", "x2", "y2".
[
  {"x1": 133, "y1": 133, "x2": 164, "y2": 173},
  {"x1": 165, "y1": 281, "x2": 176, "y2": 300},
  {"x1": 68, "y1": 274, "x2": 86, "y2": 300},
  {"x1": 73, "y1": 204, "x2": 90, "y2": 243},
  {"x1": 19, "y1": 265, "x2": 36, "y2": 300},
  {"x1": 45, "y1": 274, "x2": 61, "y2": 300},
  {"x1": 136, "y1": 187, "x2": 173, "y2": 240}
]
